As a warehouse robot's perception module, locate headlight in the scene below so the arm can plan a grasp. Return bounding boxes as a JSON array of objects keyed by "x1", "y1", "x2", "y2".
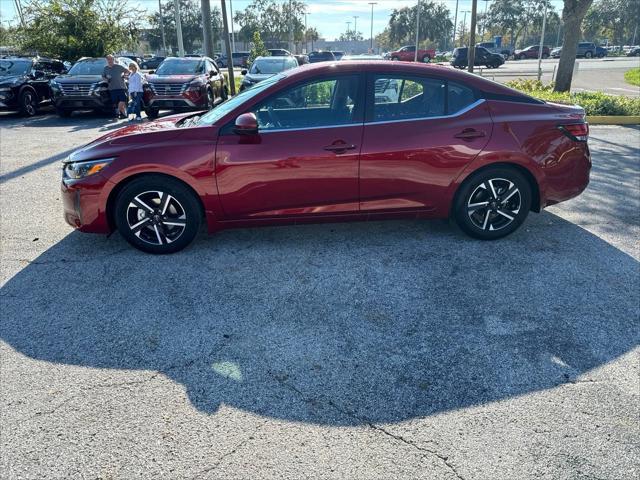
[
  {"x1": 63, "y1": 158, "x2": 114, "y2": 180},
  {"x1": 186, "y1": 80, "x2": 204, "y2": 91},
  {"x1": 0, "y1": 87, "x2": 11, "y2": 92}
]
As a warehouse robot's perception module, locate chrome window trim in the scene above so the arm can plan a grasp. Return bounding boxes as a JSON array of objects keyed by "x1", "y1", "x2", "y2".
[
  {"x1": 366, "y1": 98, "x2": 485, "y2": 126},
  {"x1": 259, "y1": 122, "x2": 364, "y2": 134}
]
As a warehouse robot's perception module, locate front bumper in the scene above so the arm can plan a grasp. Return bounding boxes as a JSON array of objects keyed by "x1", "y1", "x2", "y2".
[
  {"x1": 54, "y1": 94, "x2": 110, "y2": 111},
  {"x1": 61, "y1": 175, "x2": 112, "y2": 233}
]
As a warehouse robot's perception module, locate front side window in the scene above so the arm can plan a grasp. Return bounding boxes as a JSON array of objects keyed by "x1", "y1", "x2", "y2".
[
  {"x1": 372, "y1": 75, "x2": 445, "y2": 122},
  {"x1": 253, "y1": 75, "x2": 360, "y2": 130}
]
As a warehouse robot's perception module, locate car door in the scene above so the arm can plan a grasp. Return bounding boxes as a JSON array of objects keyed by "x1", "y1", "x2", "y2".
[
  {"x1": 359, "y1": 73, "x2": 492, "y2": 213},
  {"x1": 215, "y1": 74, "x2": 364, "y2": 219}
]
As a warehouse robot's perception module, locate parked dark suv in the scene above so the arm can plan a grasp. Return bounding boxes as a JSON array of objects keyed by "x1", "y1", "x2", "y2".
[
  {"x1": 0, "y1": 56, "x2": 66, "y2": 116},
  {"x1": 143, "y1": 56, "x2": 227, "y2": 119},
  {"x1": 50, "y1": 57, "x2": 131, "y2": 116},
  {"x1": 140, "y1": 56, "x2": 165, "y2": 70},
  {"x1": 450, "y1": 47, "x2": 505, "y2": 68},
  {"x1": 550, "y1": 42, "x2": 598, "y2": 59}
]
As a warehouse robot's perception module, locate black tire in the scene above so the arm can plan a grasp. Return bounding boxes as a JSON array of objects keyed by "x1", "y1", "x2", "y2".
[
  {"x1": 391, "y1": 56, "x2": 400, "y2": 61},
  {"x1": 518, "y1": 54, "x2": 526, "y2": 60},
  {"x1": 222, "y1": 85, "x2": 229, "y2": 100},
  {"x1": 542, "y1": 53, "x2": 549, "y2": 59},
  {"x1": 421, "y1": 54, "x2": 431, "y2": 63},
  {"x1": 115, "y1": 175, "x2": 202, "y2": 254},
  {"x1": 19, "y1": 89, "x2": 37, "y2": 117},
  {"x1": 585, "y1": 51, "x2": 592, "y2": 58},
  {"x1": 56, "y1": 107, "x2": 72, "y2": 117},
  {"x1": 145, "y1": 108, "x2": 159, "y2": 120},
  {"x1": 453, "y1": 167, "x2": 532, "y2": 240}
]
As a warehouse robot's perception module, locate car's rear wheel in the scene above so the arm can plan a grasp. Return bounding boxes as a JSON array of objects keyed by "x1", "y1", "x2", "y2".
[
  {"x1": 145, "y1": 107, "x2": 159, "y2": 119},
  {"x1": 453, "y1": 167, "x2": 532, "y2": 240},
  {"x1": 585, "y1": 51, "x2": 592, "y2": 58},
  {"x1": 206, "y1": 88, "x2": 214, "y2": 109},
  {"x1": 19, "y1": 90, "x2": 37, "y2": 116},
  {"x1": 115, "y1": 176, "x2": 202, "y2": 254},
  {"x1": 222, "y1": 85, "x2": 229, "y2": 100},
  {"x1": 421, "y1": 54, "x2": 431, "y2": 63},
  {"x1": 542, "y1": 53, "x2": 549, "y2": 59}
]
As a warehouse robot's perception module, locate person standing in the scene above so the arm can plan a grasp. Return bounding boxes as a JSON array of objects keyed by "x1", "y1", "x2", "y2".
[
  {"x1": 103, "y1": 55, "x2": 128, "y2": 119},
  {"x1": 127, "y1": 62, "x2": 144, "y2": 122}
]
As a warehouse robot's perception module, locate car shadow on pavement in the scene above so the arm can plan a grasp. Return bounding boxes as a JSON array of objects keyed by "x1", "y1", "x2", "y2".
[{"x1": 1, "y1": 213, "x2": 638, "y2": 425}]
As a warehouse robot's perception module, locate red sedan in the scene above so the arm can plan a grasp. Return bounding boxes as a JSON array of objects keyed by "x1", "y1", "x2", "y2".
[{"x1": 61, "y1": 61, "x2": 590, "y2": 253}]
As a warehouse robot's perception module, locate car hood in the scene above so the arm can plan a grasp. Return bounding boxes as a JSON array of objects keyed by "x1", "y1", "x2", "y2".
[
  {"x1": 0, "y1": 75, "x2": 27, "y2": 86},
  {"x1": 67, "y1": 112, "x2": 204, "y2": 163},
  {"x1": 145, "y1": 74, "x2": 197, "y2": 83},
  {"x1": 54, "y1": 74, "x2": 103, "y2": 84}
]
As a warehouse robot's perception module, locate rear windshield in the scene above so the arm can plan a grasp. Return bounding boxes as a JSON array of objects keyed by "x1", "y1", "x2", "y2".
[
  {"x1": 68, "y1": 59, "x2": 107, "y2": 75},
  {"x1": 250, "y1": 57, "x2": 297, "y2": 74},
  {"x1": 156, "y1": 59, "x2": 203, "y2": 75}
]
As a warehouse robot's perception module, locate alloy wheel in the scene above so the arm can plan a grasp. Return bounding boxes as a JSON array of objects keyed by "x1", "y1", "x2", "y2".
[
  {"x1": 466, "y1": 178, "x2": 521, "y2": 231},
  {"x1": 126, "y1": 190, "x2": 187, "y2": 245},
  {"x1": 23, "y1": 92, "x2": 36, "y2": 116}
]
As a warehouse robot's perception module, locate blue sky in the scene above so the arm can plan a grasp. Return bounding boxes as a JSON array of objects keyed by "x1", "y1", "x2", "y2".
[{"x1": 1, "y1": 0, "x2": 566, "y2": 40}]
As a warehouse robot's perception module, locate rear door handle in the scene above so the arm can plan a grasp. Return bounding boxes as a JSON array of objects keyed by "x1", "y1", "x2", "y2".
[
  {"x1": 323, "y1": 143, "x2": 357, "y2": 153},
  {"x1": 454, "y1": 129, "x2": 486, "y2": 140}
]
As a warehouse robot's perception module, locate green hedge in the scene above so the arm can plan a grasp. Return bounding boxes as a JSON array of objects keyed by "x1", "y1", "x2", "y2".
[
  {"x1": 506, "y1": 79, "x2": 640, "y2": 116},
  {"x1": 624, "y1": 67, "x2": 640, "y2": 87}
]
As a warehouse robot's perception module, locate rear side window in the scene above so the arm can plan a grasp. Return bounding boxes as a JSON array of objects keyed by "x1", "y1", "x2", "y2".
[
  {"x1": 372, "y1": 75, "x2": 445, "y2": 121},
  {"x1": 448, "y1": 82, "x2": 477, "y2": 114},
  {"x1": 369, "y1": 76, "x2": 478, "y2": 122}
]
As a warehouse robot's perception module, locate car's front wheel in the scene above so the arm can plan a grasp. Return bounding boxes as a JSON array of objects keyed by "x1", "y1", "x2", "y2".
[
  {"x1": 585, "y1": 51, "x2": 593, "y2": 58},
  {"x1": 453, "y1": 167, "x2": 532, "y2": 240},
  {"x1": 19, "y1": 90, "x2": 37, "y2": 116},
  {"x1": 115, "y1": 176, "x2": 202, "y2": 254}
]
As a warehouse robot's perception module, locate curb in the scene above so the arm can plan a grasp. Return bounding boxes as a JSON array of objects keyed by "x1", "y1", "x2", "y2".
[{"x1": 587, "y1": 116, "x2": 640, "y2": 125}]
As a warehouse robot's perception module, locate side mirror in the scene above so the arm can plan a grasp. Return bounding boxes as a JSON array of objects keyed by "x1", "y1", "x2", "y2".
[
  {"x1": 241, "y1": 69, "x2": 247, "y2": 76},
  {"x1": 234, "y1": 112, "x2": 258, "y2": 135}
]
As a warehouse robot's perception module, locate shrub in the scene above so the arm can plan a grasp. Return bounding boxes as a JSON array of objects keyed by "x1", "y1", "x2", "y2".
[
  {"x1": 624, "y1": 68, "x2": 640, "y2": 87},
  {"x1": 505, "y1": 80, "x2": 640, "y2": 116}
]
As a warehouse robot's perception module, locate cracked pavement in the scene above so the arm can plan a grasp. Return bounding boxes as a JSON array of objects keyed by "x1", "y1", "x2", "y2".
[{"x1": 1, "y1": 112, "x2": 639, "y2": 479}]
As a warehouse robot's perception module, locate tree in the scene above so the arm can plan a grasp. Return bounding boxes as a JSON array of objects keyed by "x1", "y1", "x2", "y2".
[
  {"x1": 248, "y1": 31, "x2": 269, "y2": 63},
  {"x1": 234, "y1": 0, "x2": 306, "y2": 48},
  {"x1": 554, "y1": 0, "x2": 594, "y2": 92},
  {"x1": 17, "y1": 0, "x2": 141, "y2": 59},
  {"x1": 339, "y1": 30, "x2": 364, "y2": 42},
  {"x1": 305, "y1": 27, "x2": 319, "y2": 51},
  {"x1": 583, "y1": 0, "x2": 640, "y2": 45},
  {"x1": 148, "y1": 0, "x2": 222, "y2": 54},
  {"x1": 483, "y1": 0, "x2": 555, "y2": 48},
  {"x1": 387, "y1": 1, "x2": 452, "y2": 49}
]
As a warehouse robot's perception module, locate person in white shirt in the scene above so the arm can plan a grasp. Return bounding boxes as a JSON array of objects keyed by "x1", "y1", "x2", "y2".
[{"x1": 127, "y1": 62, "x2": 144, "y2": 121}]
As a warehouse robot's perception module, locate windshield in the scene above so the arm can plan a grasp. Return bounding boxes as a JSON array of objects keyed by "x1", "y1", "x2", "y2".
[
  {"x1": 197, "y1": 74, "x2": 284, "y2": 127},
  {"x1": 155, "y1": 59, "x2": 203, "y2": 75},
  {"x1": 69, "y1": 59, "x2": 106, "y2": 75},
  {"x1": 0, "y1": 60, "x2": 31, "y2": 76},
  {"x1": 250, "y1": 58, "x2": 294, "y2": 74}
]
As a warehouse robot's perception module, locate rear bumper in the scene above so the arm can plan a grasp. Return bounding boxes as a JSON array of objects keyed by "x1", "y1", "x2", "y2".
[{"x1": 541, "y1": 144, "x2": 591, "y2": 208}]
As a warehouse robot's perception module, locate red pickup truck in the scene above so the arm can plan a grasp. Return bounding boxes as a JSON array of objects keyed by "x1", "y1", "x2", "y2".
[{"x1": 389, "y1": 45, "x2": 436, "y2": 63}]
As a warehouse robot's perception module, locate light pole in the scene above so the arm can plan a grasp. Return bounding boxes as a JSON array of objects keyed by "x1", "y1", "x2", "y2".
[
  {"x1": 414, "y1": 0, "x2": 421, "y2": 62},
  {"x1": 461, "y1": 10, "x2": 470, "y2": 47},
  {"x1": 368, "y1": 2, "x2": 377, "y2": 52},
  {"x1": 304, "y1": 12, "x2": 310, "y2": 54},
  {"x1": 173, "y1": 0, "x2": 185, "y2": 56},
  {"x1": 158, "y1": 0, "x2": 167, "y2": 55},
  {"x1": 353, "y1": 16, "x2": 359, "y2": 38},
  {"x1": 229, "y1": 0, "x2": 235, "y2": 53},
  {"x1": 346, "y1": 21, "x2": 351, "y2": 36},
  {"x1": 481, "y1": 0, "x2": 491, "y2": 40},
  {"x1": 537, "y1": 2, "x2": 547, "y2": 81},
  {"x1": 452, "y1": 0, "x2": 459, "y2": 48}
]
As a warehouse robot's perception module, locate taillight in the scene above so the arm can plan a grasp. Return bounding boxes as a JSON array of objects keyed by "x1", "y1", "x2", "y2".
[{"x1": 558, "y1": 123, "x2": 589, "y2": 142}]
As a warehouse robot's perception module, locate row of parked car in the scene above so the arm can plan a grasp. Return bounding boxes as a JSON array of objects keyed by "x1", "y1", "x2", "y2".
[{"x1": 0, "y1": 55, "x2": 229, "y2": 118}]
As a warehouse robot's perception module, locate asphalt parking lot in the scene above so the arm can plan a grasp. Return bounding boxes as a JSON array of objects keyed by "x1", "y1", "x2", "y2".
[{"x1": 1, "y1": 113, "x2": 638, "y2": 479}]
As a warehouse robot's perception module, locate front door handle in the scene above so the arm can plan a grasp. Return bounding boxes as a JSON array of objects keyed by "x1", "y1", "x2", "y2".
[
  {"x1": 323, "y1": 142, "x2": 357, "y2": 153},
  {"x1": 454, "y1": 128, "x2": 486, "y2": 140}
]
